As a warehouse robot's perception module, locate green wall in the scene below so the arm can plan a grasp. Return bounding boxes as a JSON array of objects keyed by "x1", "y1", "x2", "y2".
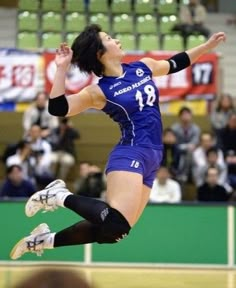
[{"x1": 0, "y1": 201, "x2": 230, "y2": 265}]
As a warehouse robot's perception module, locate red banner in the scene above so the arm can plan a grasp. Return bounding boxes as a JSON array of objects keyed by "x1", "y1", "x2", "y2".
[{"x1": 44, "y1": 52, "x2": 218, "y2": 102}]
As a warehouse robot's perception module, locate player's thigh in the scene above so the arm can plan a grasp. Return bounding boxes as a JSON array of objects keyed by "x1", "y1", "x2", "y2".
[
  {"x1": 106, "y1": 171, "x2": 143, "y2": 226},
  {"x1": 135, "y1": 184, "x2": 151, "y2": 224}
]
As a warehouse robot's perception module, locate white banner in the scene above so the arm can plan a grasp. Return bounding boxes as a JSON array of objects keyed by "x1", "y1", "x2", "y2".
[{"x1": 0, "y1": 49, "x2": 42, "y2": 102}]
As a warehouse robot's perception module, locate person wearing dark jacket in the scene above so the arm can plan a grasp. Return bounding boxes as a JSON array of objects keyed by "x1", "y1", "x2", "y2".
[
  {"x1": 197, "y1": 167, "x2": 229, "y2": 202},
  {"x1": 0, "y1": 165, "x2": 36, "y2": 198}
]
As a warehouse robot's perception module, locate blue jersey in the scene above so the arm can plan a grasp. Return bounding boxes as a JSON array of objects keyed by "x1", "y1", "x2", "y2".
[{"x1": 98, "y1": 61, "x2": 163, "y2": 150}]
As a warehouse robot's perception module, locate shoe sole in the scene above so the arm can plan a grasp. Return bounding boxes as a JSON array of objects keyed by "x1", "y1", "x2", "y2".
[
  {"x1": 10, "y1": 223, "x2": 50, "y2": 260},
  {"x1": 25, "y1": 191, "x2": 42, "y2": 217}
]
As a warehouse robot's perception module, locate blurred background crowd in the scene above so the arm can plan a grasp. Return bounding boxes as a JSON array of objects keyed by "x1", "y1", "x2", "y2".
[{"x1": 0, "y1": 0, "x2": 235, "y2": 205}]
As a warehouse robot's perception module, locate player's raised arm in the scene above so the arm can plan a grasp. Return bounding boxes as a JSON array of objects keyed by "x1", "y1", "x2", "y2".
[
  {"x1": 141, "y1": 32, "x2": 226, "y2": 77},
  {"x1": 48, "y1": 43, "x2": 101, "y2": 117}
]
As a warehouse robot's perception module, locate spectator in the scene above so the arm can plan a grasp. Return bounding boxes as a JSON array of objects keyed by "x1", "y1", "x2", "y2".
[
  {"x1": 210, "y1": 93, "x2": 235, "y2": 140},
  {"x1": 194, "y1": 147, "x2": 231, "y2": 192},
  {"x1": 6, "y1": 140, "x2": 36, "y2": 182},
  {"x1": 13, "y1": 269, "x2": 94, "y2": 288},
  {"x1": 197, "y1": 167, "x2": 229, "y2": 202},
  {"x1": 74, "y1": 161, "x2": 92, "y2": 192},
  {"x1": 27, "y1": 124, "x2": 54, "y2": 188},
  {"x1": 161, "y1": 128, "x2": 181, "y2": 179},
  {"x1": 173, "y1": 0, "x2": 210, "y2": 48},
  {"x1": 149, "y1": 166, "x2": 181, "y2": 203},
  {"x1": 192, "y1": 132, "x2": 225, "y2": 181},
  {"x1": 75, "y1": 164, "x2": 106, "y2": 198},
  {"x1": 23, "y1": 91, "x2": 59, "y2": 139},
  {"x1": 0, "y1": 165, "x2": 36, "y2": 198},
  {"x1": 171, "y1": 106, "x2": 201, "y2": 182},
  {"x1": 50, "y1": 117, "x2": 80, "y2": 180},
  {"x1": 218, "y1": 113, "x2": 236, "y2": 189}
]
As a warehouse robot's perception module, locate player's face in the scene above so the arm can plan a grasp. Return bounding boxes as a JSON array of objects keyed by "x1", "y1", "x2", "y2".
[{"x1": 99, "y1": 32, "x2": 124, "y2": 59}]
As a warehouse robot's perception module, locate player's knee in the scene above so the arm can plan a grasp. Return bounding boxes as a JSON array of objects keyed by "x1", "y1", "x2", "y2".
[{"x1": 96, "y1": 208, "x2": 131, "y2": 244}]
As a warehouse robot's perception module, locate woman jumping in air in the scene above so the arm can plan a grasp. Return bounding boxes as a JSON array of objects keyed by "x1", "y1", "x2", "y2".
[{"x1": 11, "y1": 25, "x2": 225, "y2": 259}]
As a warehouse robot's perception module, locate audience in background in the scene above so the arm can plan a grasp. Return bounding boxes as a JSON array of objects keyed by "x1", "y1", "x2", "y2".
[
  {"x1": 197, "y1": 167, "x2": 229, "y2": 202},
  {"x1": 74, "y1": 161, "x2": 92, "y2": 193},
  {"x1": 173, "y1": 0, "x2": 210, "y2": 48},
  {"x1": 49, "y1": 117, "x2": 80, "y2": 180},
  {"x1": 22, "y1": 91, "x2": 59, "y2": 139},
  {"x1": 149, "y1": 166, "x2": 182, "y2": 203},
  {"x1": 0, "y1": 165, "x2": 36, "y2": 198},
  {"x1": 192, "y1": 132, "x2": 225, "y2": 183},
  {"x1": 194, "y1": 147, "x2": 231, "y2": 192},
  {"x1": 161, "y1": 128, "x2": 181, "y2": 179},
  {"x1": 13, "y1": 269, "x2": 94, "y2": 288},
  {"x1": 26, "y1": 124, "x2": 54, "y2": 188},
  {"x1": 210, "y1": 93, "x2": 235, "y2": 140},
  {"x1": 5, "y1": 140, "x2": 35, "y2": 183},
  {"x1": 171, "y1": 106, "x2": 201, "y2": 183},
  {"x1": 218, "y1": 113, "x2": 236, "y2": 190},
  {"x1": 75, "y1": 162, "x2": 106, "y2": 199}
]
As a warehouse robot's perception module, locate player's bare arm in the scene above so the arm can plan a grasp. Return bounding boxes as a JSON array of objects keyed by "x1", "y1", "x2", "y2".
[
  {"x1": 65, "y1": 85, "x2": 106, "y2": 116},
  {"x1": 141, "y1": 32, "x2": 226, "y2": 77}
]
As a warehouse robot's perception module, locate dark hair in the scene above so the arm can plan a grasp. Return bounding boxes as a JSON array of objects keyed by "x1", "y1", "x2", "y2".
[
  {"x1": 6, "y1": 164, "x2": 22, "y2": 174},
  {"x1": 71, "y1": 24, "x2": 106, "y2": 77},
  {"x1": 163, "y1": 127, "x2": 175, "y2": 135},
  {"x1": 206, "y1": 146, "x2": 218, "y2": 157},
  {"x1": 178, "y1": 106, "x2": 192, "y2": 116},
  {"x1": 17, "y1": 139, "x2": 30, "y2": 150}
]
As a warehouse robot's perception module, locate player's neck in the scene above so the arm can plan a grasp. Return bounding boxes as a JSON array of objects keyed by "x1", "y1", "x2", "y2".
[{"x1": 103, "y1": 60, "x2": 123, "y2": 77}]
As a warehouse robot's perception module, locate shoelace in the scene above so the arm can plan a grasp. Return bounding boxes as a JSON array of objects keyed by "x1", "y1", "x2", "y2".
[
  {"x1": 26, "y1": 238, "x2": 44, "y2": 256},
  {"x1": 32, "y1": 190, "x2": 58, "y2": 213}
]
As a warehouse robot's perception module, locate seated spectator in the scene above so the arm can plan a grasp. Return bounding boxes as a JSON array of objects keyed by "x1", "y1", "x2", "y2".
[
  {"x1": 23, "y1": 91, "x2": 59, "y2": 139},
  {"x1": 6, "y1": 140, "x2": 36, "y2": 183},
  {"x1": 171, "y1": 106, "x2": 201, "y2": 182},
  {"x1": 27, "y1": 124, "x2": 54, "y2": 188},
  {"x1": 197, "y1": 167, "x2": 229, "y2": 202},
  {"x1": 75, "y1": 163, "x2": 106, "y2": 198},
  {"x1": 149, "y1": 166, "x2": 182, "y2": 203},
  {"x1": 173, "y1": 0, "x2": 210, "y2": 48},
  {"x1": 192, "y1": 132, "x2": 225, "y2": 181},
  {"x1": 210, "y1": 93, "x2": 235, "y2": 140},
  {"x1": 194, "y1": 147, "x2": 232, "y2": 192},
  {"x1": 218, "y1": 113, "x2": 236, "y2": 189},
  {"x1": 0, "y1": 165, "x2": 36, "y2": 198},
  {"x1": 74, "y1": 161, "x2": 92, "y2": 191},
  {"x1": 161, "y1": 128, "x2": 181, "y2": 179},
  {"x1": 49, "y1": 117, "x2": 80, "y2": 180}
]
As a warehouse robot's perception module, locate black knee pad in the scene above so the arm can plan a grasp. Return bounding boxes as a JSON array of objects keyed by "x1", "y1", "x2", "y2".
[{"x1": 96, "y1": 208, "x2": 131, "y2": 244}]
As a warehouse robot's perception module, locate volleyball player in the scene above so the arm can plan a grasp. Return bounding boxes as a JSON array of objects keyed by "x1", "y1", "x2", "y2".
[{"x1": 10, "y1": 25, "x2": 225, "y2": 259}]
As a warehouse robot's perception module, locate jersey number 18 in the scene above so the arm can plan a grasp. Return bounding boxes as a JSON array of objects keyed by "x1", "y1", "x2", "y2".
[{"x1": 135, "y1": 84, "x2": 156, "y2": 111}]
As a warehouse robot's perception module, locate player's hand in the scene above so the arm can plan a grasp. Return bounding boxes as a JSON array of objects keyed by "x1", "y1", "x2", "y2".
[
  {"x1": 205, "y1": 32, "x2": 226, "y2": 50},
  {"x1": 55, "y1": 43, "x2": 73, "y2": 70}
]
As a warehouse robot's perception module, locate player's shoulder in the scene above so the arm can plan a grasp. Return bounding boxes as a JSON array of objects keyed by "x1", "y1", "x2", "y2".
[{"x1": 125, "y1": 59, "x2": 152, "y2": 74}]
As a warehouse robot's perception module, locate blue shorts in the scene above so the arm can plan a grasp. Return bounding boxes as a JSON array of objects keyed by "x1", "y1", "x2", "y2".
[{"x1": 105, "y1": 145, "x2": 163, "y2": 188}]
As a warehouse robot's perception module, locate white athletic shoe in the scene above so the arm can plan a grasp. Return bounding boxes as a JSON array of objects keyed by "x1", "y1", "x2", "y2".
[
  {"x1": 25, "y1": 179, "x2": 72, "y2": 217},
  {"x1": 10, "y1": 223, "x2": 51, "y2": 260}
]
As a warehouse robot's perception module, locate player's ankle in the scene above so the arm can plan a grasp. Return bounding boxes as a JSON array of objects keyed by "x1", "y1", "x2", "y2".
[
  {"x1": 43, "y1": 232, "x2": 56, "y2": 249},
  {"x1": 56, "y1": 191, "x2": 72, "y2": 207}
]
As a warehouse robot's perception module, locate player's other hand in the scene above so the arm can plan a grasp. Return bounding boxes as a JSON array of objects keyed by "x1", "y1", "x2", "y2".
[
  {"x1": 55, "y1": 43, "x2": 73, "y2": 70},
  {"x1": 205, "y1": 32, "x2": 226, "y2": 50}
]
